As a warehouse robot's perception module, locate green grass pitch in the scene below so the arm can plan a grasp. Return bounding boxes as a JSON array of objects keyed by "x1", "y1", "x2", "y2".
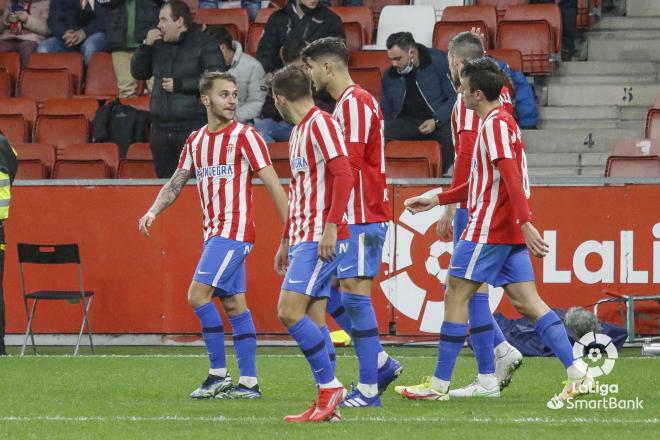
[{"x1": 1, "y1": 346, "x2": 658, "y2": 439}]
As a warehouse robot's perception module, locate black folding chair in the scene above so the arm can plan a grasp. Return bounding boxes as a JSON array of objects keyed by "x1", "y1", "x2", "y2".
[{"x1": 17, "y1": 243, "x2": 94, "y2": 355}]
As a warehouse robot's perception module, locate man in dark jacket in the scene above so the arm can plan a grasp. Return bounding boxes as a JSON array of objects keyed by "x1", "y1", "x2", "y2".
[
  {"x1": 36, "y1": 0, "x2": 107, "y2": 65},
  {"x1": 382, "y1": 32, "x2": 456, "y2": 175},
  {"x1": 256, "y1": 0, "x2": 344, "y2": 76},
  {"x1": 0, "y1": 133, "x2": 17, "y2": 356},
  {"x1": 131, "y1": 0, "x2": 224, "y2": 178},
  {"x1": 97, "y1": 0, "x2": 163, "y2": 97}
]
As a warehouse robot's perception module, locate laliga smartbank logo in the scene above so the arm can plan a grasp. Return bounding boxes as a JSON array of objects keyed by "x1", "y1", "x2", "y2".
[{"x1": 546, "y1": 333, "x2": 643, "y2": 411}]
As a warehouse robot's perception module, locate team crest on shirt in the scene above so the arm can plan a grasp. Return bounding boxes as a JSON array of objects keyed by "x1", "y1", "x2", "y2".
[
  {"x1": 226, "y1": 144, "x2": 235, "y2": 154},
  {"x1": 290, "y1": 156, "x2": 309, "y2": 173},
  {"x1": 196, "y1": 164, "x2": 235, "y2": 180}
]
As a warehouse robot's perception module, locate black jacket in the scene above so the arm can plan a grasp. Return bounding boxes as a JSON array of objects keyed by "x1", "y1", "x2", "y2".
[
  {"x1": 48, "y1": 0, "x2": 106, "y2": 39},
  {"x1": 97, "y1": 0, "x2": 164, "y2": 52},
  {"x1": 0, "y1": 135, "x2": 17, "y2": 184},
  {"x1": 130, "y1": 26, "x2": 225, "y2": 129},
  {"x1": 256, "y1": 4, "x2": 345, "y2": 74}
]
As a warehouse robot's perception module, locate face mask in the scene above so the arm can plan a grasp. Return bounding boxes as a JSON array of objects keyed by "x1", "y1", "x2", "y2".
[{"x1": 398, "y1": 50, "x2": 414, "y2": 75}]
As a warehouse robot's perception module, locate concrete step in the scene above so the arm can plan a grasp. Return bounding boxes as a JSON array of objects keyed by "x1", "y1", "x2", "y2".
[
  {"x1": 595, "y1": 16, "x2": 660, "y2": 30},
  {"x1": 588, "y1": 30, "x2": 660, "y2": 40},
  {"x1": 557, "y1": 61, "x2": 657, "y2": 76},
  {"x1": 548, "y1": 74, "x2": 657, "y2": 85},
  {"x1": 581, "y1": 166, "x2": 607, "y2": 177},
  {"x1": 547, "y1": 84, "x2": 660, "y2": 107},
  {"x1": 522, "y1": 128, "x2": 643, "y2": 153},
  {"x1": 581, "y1": 152, "x2": 611, "y2": 167},
  {"x1": 627, "y1": 0, "x2": 660, "y2": 17},
  {"x1": 528, "y1": 167, "x2": 580, "y2": 177},
  {"x1": 526, "y1": 153, "x2": 580, "y2": 167},
  {"x1": 539, "y1": 106, "x2": 649, "y2": 122},
  {"x1": 538, "y1": 120, "x2": 620, "y2": 129},
  {"x1": 588, "y1": 38, "x2": 660, "y2": 62}
]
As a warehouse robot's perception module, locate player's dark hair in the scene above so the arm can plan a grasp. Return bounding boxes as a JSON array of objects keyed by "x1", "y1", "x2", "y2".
[
  {"x1": 207, "y1": 25, "x2": 233, "y2": 49},
  {"x1": 272, "y1": 64, "x2": 312, "y2": 102},
  {"x1": 199, "y1": 71, "x2": 237, "y2": 96},
  {"x1": 282, "y1": 37, "x2": 308, "y2": 65},
  {"x1": 460, "y1": 58, "x2": 503, "y2": 101},
  {"x1": 448, "y1": 31, "x2": 485, "y2": 62},
  {"x1": 386, "y1": 32, "x2": 416, "y2": 51},
  {"x1": 301, "y1": 37, "x2": 349, "y2": 67},
  {"x1": 163, "y1": 0, "x2": 193, "y2": 28}
]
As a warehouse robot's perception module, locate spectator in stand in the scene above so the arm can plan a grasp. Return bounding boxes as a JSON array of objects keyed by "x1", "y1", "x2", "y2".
[
  {"x1": 382, "y1": 32, "x2": 456, "y2": 175},
  {"x1": 255, "y1": 37, "x2": 335, "y2": 143},
  {"x1": 256, "y1": 0, "x2": 344, "y2": 80},
  {"x1": 0, "y1": 0, "x2": 50, "y2": 66},
  {"x1": 36, "y1": 0, "x2": 107, "y2": 65},
  {"x1": 131, "y1": 0, "x2": 224, "y2": 178},
  {"x1": 529, "y1": 0, "x2": 578, "y2": 61},
  {"x1": 208, "y1": 25, "x2": 266, "y2": 125},
  {"x1": 97, "y1": 0, "x2": 163, "y2": 98}
]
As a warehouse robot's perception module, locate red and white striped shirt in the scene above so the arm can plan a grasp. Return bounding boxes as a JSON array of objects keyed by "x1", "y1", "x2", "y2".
[
  {"x1": 178, "y1": 121, "x2": 271, "y2": 243},
  {"x1": 333, "y1": 84, "x2": 391, "y2": 224},
  {"x1": 451, "y1": 86, "x2": 513, "y2": 208},
  {"x1": 286, "y1": 106, "x2": 350, "y2": 246},
  {"x1": 463, "y1": 106, "x2": 530, "y2": 244}
]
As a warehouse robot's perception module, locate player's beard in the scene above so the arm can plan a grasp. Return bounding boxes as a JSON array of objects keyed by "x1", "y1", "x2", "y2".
[{"x1": 210, "y1": 105, "x2": 235, "y2": 125}]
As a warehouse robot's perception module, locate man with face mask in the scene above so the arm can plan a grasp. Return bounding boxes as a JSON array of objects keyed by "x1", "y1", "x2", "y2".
[{"x1": 381, "y1": 32, "x2": 456, "y2": 176}]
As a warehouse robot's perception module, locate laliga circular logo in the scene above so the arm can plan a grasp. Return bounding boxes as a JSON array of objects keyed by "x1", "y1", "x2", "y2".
[
  {"x1": 378, "y1": 188, "x2": 504, "y2": 333},
  {"x1": 572, "y1": 332, "x2": 618, "y2": 377}
]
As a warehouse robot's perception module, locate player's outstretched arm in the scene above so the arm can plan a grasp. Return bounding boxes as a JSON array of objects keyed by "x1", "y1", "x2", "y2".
[
  {"x1": 257, "y1": 165, "x2": 289, "y2": 223},
  {"x1": 521, "y1": 222, "x2": 549, "y2": 258},
  {"x1": 436, "y1": 203, "x2": 456, "y2": 240},
  {"x1": 138, "y1": 168, "x2": 192, "y2": 236},
  {"x1": 404, "y1": 195, "x2": 438, "y2": 214}
]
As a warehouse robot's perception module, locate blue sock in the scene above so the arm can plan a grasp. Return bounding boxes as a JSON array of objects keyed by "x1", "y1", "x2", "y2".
[
  {"x1": 468, "y1": 293, "x2": 495, "y2": 374},
  {"x1": 326, "y1": 287, "x2": 353, "y2": 335},
  {"x1": 194, "y1": 301, "x2": 226, "y2": 370},
  {"x1": 535, "y1": 310, "x2": 574, "y2": 368},
  {"x1": 229, "y1": 310, "x2": 257, "y2": 378},
  {"x1": 288, "y1": 315, "x2": 334, "y2": 385},
  {"x1": 343, "y1": 292, "x2": 380, "y2": 385},
  {"x1": 492, "y1": 315, "x2": 507, "y2": 348},
  {"x1": 434, "y1": 321, "x2": 468, "y2": 381},
  {"x1": 319, "y1": 325, "x2": 336, "y2": 375}
]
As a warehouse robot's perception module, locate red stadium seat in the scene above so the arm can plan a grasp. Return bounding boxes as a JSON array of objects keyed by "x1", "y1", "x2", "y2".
[
  {"x1": 486, "y1": 48, "x2": 523, "y2": 72},
  {"x1": 194, "y1": 8, "x2": 250, "y2": 44},
  {"x1": 442, "y1": 5, "x2": 498, "y2": 47},
  {"x1": 497, "y1": 20, "x2": 553, "y2": 75},
  {"x1": 13, "y1": 142, "x2": 56, "y2": 177},
  {"x1": 34, "y1": 114, "x2": 89, "y2": 157},
  {"x1": 0, "y1": 114, "x2": 28, "y2": 143},
  {"x1": 386, "y1": 158, "x2": 432, "y2": 178},
  {"x1": 16, "y1": 159, "x2": 47, "y2": 179},
  {"x1": 28, "y1": 52, "x2": 84, "y2": 94},
  {"x1": 475, "y1": 0, "x2": 526, "y2": 22},
  {"x1": 41, "y1": 98, "x2": 99, "y2": 122},
  {"x1": 120, "y1": 95, "x2": 151, "y2": 112},
  {"x1": 386, "y1": 140, "x2": 442, "y2": 177},
  {"x1": 646, "y1": 109, "x2": 660, "y2": 139},
  {"x1": 613, "y1": 138, "x2": 660, "y2": 157},
  {"x1": 19, "y1": 68, "x2": 73, "y2": 102},
  {"x1": 349, "y1": 50, "x2": 391, "y2": 76},
  {"x1": 84, "y1": 52, "x2": 119, "y2": 100},
  {"x1": 126, "y1": 143, "x2": 153, "y2": 160},
  {"x1": 117, "y1": 159, "x2": 157, "y2": 178},
  {"x1": 0, "y1": 70, "x2": 12, "y2": 97},
  {"x1": 503, "y1": 4, "x2": 562, "y2": 55},
  {"x1": 0, "y1": 97, "x2": 37, "y2": 132},
  {"x1": 332, "y1": 6, "x2": 374, "y2": 44},
  {"x1": 344, "y1": 22, "x2": 364, "y2": 52},
  {"x1": 62, "y1": 143, "x2": 120, "y2": 177},
  {"x1": 363, "y1": 0, "x2": 409, "y2": 30},
  {"x1": 348, "y1": 67, "x2": 382, "y2": 102},
  {"x1": 433, "y1": 20, "x2": 490, "y2": 52},
  {"x1": 267, "y1": 142, "x2": 291, "y2": 179},
  {"x1": 53, "y1": 159, "x2": 108, "y2": 179},
  {"x1": 0, "y1": 52, "x2": 20, "y2": 85},
  {"x1": 246, "y1": 23, "x2": 265, "y2": 56},
  {"x1": 255, "y1": 7, "x2": 276, "y2": 24},
  {"x1": 605, "y1": 156, "x2": 660, "y2": 177}
]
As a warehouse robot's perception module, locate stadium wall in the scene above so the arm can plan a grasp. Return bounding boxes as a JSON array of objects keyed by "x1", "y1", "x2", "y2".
[{"x1": 4, "y1": 182, "x2": 659, "y2": 336}]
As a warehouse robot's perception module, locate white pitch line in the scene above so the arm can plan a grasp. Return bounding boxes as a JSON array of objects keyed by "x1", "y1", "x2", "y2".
[
  {"x1": 0, "y1": 416, "x2": 658, "y2": 425},
  {"x1": 0, "y1": 354, "x2": 441, "y2": 359}
]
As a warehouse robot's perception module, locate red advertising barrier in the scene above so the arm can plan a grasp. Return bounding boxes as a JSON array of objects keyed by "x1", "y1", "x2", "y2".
[{"x1": 4, "y1": 183, "x2": 659, "y2": 335}]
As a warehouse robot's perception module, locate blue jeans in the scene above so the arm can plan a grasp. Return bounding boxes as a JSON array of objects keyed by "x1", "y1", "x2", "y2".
[
  {"x1": 36, "y1": 32, "x2": 107, "y2": 65},
  {"x1": 254, "y1": 118, "x2": 293, "y2": 143}
]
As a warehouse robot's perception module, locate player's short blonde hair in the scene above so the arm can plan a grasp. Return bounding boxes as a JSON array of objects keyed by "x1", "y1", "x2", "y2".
[{"x1": 199, "y1": 71, "x2": 237, "y2": 96}]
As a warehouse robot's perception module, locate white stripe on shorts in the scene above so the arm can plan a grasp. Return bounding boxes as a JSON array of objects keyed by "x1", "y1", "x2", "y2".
[
  {"x1": 465, "y1": 243, "x2": 483, "y2": 280},
  {"x1": 212, "y1": 249, "x2": 235, "y2": 287},
  {"x1": 357, "y1": 232, "x2": 365, "y2": 277},
  {"x1": 305, "y1": 259, "x2": 324, "y2": 296}
]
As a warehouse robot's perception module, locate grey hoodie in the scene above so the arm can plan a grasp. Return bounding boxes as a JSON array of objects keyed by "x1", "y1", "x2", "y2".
[{"x1": 228, "y1": 41, "x2": 266, "y2": 123}]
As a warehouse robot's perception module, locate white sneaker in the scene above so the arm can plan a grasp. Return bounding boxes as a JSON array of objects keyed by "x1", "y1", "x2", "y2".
[
  {"x1": 495, "y1": 345, "x2": 523, "y2": 390},
  {"x1": 448, "y1": 377, "x2": 500, "y2": 398},
  {"x1": 557, "y1": 374, "x2": 594, "y2": 401}
]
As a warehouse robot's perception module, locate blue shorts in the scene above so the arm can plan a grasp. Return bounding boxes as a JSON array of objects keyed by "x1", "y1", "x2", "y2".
[
  {"x1": 453, "y1": 207, "x2": 470, "y2": 247},
  {"x1": 336, "y1": 222, "x2": 388, "y2": 279},
  {"x1": 193, "y1": 236, "x2": 253, "y2": 297},
  {"x1": 448, "y1": 239, "x2": 535, "y2": 287},
  {"x1": 282, "y1": 240, "x2": 349, "y2": 298}
]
